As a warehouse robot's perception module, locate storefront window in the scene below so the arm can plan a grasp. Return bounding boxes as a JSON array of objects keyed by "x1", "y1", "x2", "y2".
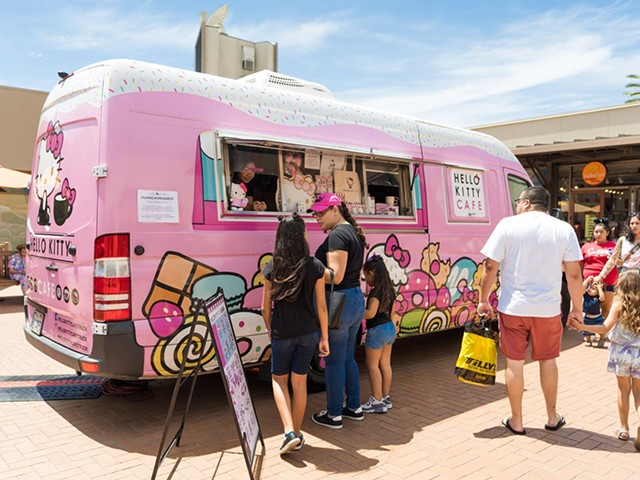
[{"x1": 0, "y1": 190, "x2": 28, "y2": 249}]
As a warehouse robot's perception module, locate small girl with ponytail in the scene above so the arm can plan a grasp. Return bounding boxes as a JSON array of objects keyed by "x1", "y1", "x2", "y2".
[{"x1": 360, "y1": 255, "x2": 396, "y2": 413}]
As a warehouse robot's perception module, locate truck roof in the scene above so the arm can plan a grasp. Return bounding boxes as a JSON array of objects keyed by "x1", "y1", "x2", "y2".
[{"x1": 42, "y1": 58, "x2": 517, "y2": 163}]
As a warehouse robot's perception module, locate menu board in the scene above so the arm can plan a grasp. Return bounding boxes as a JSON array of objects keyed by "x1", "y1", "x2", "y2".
[{"x1": 204, "y1": 293, "x2": 261, "y2": 468}]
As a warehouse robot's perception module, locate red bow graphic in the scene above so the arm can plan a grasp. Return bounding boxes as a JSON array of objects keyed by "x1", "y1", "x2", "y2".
[
  {"x1": 46, "y1": 121, "x2": 64, "y2": 159},
  {"x1": 61, "y1": 178, "x2": 76, "y2": 205},
  {"x1": 384, "y1": 234, "x2": 410, "y2": 268}
]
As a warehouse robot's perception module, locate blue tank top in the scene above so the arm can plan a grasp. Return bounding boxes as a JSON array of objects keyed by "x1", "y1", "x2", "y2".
[{"x1": 582, "y1": 293, "x2": 601, "y2": 316}]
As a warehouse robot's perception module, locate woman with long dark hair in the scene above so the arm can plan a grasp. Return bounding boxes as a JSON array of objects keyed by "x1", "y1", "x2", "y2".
[
  {"x1": 307, "y1": 193, "x2": 367, "y2": 429},
  {"x1": 261, "y1": 213, "x2": 329, "y2": 454},
  {"x1": 595, "y1": 213, "x2": 640, "y2": 284},
  {"x1": 581, "y1": 219, "x2": 617, "y2": 319}
]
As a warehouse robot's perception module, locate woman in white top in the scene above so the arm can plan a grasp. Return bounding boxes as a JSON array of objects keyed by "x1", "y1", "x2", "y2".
[{"x1": 595, "y1": 213, "x2": 640, "y2": 284}]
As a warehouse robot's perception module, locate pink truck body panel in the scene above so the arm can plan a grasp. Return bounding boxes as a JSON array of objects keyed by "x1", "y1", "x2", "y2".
[{"x1": 24, "y1": 59, "x2": 529, "y2": 379}]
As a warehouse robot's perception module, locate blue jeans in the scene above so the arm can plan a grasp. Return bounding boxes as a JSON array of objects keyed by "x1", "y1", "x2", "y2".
[
  {"x1": 270, "y1": 331, "x2": 320, "y2": 375},
  {"x1": 325, "y1": 287, "x2": 365, "y2": 416}
]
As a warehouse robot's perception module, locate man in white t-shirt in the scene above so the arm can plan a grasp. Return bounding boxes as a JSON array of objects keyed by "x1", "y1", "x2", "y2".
[{"x1": 478, "y1": 186, "x2": 583, "y2": 436}]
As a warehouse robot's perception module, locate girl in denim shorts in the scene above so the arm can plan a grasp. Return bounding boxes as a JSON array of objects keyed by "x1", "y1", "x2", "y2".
[
  {"x1": 571, "y1": 269, "x2": 640, "y2": 447},
  {"x1": 262, "y1": 213, "x2": 330, "y2": 454},
  {"x1": 360, "y1": 255, "x2": 396, "y2": 414}
]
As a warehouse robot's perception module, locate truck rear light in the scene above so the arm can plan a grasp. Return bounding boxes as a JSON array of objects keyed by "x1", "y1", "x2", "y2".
[
  {"x1": 94, "y1": 234, "x2": 131, "y2": 322},
  {"x1": 80, "y1": 361, "x2": 100, "y2": 373}
]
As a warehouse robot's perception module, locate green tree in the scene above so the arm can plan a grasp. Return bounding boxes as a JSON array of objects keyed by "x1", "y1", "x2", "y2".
[{"x1": 625, "y1": 74, "x2": 640, "y2": 103}]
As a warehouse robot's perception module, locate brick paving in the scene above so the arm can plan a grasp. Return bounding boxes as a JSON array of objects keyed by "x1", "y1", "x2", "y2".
[{"x1": 2, "y1": 291, "x2": 640, "y2": 479}]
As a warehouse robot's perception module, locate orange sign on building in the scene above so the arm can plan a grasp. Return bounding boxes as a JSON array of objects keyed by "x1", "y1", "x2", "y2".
[{"x1": 582, "y1": 161, "x2": 607, "y2": 186}]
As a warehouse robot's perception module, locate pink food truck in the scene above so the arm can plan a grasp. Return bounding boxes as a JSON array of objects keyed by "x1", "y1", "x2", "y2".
[{"x1": 24, "y1": 59, "x2": 530, "y2": 382}]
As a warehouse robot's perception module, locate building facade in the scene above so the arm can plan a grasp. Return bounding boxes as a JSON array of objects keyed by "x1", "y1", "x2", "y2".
[{"x1": 474, "y1": 102, "x2": 640, "y2": 242}]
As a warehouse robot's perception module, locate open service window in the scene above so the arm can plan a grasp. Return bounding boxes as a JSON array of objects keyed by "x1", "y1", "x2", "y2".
[{"x1": 219, "y1": 137, "x2": 416, "y2": 217}]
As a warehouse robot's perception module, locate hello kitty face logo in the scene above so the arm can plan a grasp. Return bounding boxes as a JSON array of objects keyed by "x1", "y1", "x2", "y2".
[{"x1": 35, "y1": 121, "x2": 64, "y2": 226}]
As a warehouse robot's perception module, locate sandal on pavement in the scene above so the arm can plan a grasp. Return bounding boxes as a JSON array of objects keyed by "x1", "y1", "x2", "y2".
[
  {"x1": 615, "y1": 428, "x2": 630, "y2": 441},
  {"x1": 502, "y1": 417, "x2": 526, "y2": 435},
  {"x1": 635, "y1": 427, "x2": 640, "y2": 451},
  {"x1": 544, "y1": 415, "x2": 566, "y2": 431}
]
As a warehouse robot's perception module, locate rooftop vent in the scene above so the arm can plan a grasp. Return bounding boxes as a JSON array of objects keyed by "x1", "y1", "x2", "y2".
[{"x1": 240, "y1": 70, "x2": 334, "y2": 99}]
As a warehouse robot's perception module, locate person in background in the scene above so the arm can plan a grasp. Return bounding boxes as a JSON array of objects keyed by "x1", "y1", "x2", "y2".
[
  {"x1": 478, "y1": 187, "x2": 583, "y2": 436},
  {"x1": 581, "y1": 219, "x2": 617, "y2": 318},
  {"x1": 232, "y1": 158, "x2": 277, "y2": 211},
  {"x1": 570, "y1": 269, "x2": 640, "y2": 448},
  {"x1": 581, "y1": 278, "x2": 605, "y2": 348},
  {"x1": 595, "y1": 213, "x2": 640, "y2": 282},
  {"x1": 360, "y1": 255, "x2": 396, "y2": 414},
  {"x1": 307, "y1": 193, "x2": 367, "y2": 430},
  {"x1": 261, "y1": 213, "x2": 330, "y2": 454},
  {"x1": 573, "y1": 220, "x2": 584, "y2": 244},
  {"x1": 8, "y1": 243, "x2": 27, "y2": 294}
]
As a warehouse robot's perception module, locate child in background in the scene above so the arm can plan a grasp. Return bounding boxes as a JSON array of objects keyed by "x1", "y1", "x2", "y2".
[
  {"x1": 583, "y1": 277, "x2": 605, "y2": 348},
  {"x1": 570, "y1": 269, "x2": 640, "y2": 447},
  {"x1": 360, "y1": 255, "x2": 396, "y2": 413},
  {"x1": 261, "y1": 213, "x2": 330, "y2": 454}
]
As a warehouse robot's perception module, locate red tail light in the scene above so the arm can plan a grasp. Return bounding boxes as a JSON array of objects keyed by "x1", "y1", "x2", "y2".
[{"x1": 94, "y1": 234, "x2": 131, "y2": 322}]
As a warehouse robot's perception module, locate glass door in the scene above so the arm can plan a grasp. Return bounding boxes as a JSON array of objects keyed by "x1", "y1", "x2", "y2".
[{"x1": 569, "y1": 189, "x2": 604, "y2": 243}]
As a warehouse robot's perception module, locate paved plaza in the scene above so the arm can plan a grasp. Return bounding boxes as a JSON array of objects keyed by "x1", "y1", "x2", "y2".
[{"x1": 1, "y1": 289, "x2": 640, "y2": 479}]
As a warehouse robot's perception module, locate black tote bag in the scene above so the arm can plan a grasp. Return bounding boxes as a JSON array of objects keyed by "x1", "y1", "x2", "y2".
[{"x1": 326, "y1": 269, "x2": 346, "y2": 329}]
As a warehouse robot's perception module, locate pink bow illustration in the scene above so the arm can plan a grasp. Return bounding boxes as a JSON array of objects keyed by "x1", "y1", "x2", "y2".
[
  {"x1": 460, "y1": 288, "x2": 479, "y2": 304},
  {"x1": 384, "y1": 234, "x2": 410, "y2": 268},
  {"x1": 293, "y1": 175, "x2": 316, "y2": 196},
  {"x1": 46, "y1": 121, "x2": 64, "y2": 159},
  {"x1": 61, "y1": 178, "x2": 76, "y2": 205}
]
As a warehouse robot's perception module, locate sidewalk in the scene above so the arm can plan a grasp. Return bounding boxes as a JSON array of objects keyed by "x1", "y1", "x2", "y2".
[{"x1": 1, "y1": 298, "x2": 640, "y2": 479}]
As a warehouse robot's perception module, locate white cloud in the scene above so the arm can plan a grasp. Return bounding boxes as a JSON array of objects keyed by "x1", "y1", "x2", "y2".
[
  {"x1": 231, "y1": 17, "x2": 351, "y2": 53},
  {"x1": 332, "y1": 3, "x2": 639, "y2": 126},
  {"x1": 42, "y1": 7, "x2": 197, "y2": 52}
]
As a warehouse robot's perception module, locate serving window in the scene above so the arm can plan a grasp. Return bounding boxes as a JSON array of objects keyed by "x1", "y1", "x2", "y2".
[{"x1": 220, "y1": 139, "x2": 415, "y2": 217}]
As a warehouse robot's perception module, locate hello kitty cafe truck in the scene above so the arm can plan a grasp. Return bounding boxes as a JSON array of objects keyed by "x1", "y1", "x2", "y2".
[{"x1": 24, "y1": 59, "x2": 530, "y2": 385}]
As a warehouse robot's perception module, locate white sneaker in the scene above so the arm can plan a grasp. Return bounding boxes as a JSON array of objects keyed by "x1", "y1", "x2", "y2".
[
  {"x1": 382, "y1": 395, "x2": 393, "y2": 410},
  {"x1": 361, "y1": 396, "x2": 388, "y2": 414}
]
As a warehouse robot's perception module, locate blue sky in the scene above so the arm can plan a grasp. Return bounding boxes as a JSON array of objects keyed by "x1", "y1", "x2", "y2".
[{"x1": 1, "y1": 0, "x2": 639, "y2": 127}]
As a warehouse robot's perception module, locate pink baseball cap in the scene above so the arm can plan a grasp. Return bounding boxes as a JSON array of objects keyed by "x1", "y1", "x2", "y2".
[{"x1": 307, "y1": 192, "x2": 342, "y2": 212}]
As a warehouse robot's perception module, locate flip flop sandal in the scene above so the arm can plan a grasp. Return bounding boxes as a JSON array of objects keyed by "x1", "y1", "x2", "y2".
[
  {"x1": 544, "y1": 415, "x2": 566, "y2": 431},
  {"x1": 615, "y1": 428, "x2": 630, "y2": 441},
  {"x1": 502, "y1": 417, "x2": 526, "y2": 435}
]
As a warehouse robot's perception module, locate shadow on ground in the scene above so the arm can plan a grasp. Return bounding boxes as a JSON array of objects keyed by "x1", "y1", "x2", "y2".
[{"x1": 39, "y1": 324, "x2": 586, "y2": 475}]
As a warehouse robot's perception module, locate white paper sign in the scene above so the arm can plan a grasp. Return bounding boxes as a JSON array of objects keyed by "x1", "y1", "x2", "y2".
[
  {"x1": 449, "y1": 168, "x2": 486, "y2": 218},
  {"x1": 320, "y1": 153, "x2": 345, "y2": 174},
  {"x1": 305, "y1": 150, "x2": 321, "y2": 170},
  {"x1": 137, "y1": 190, "x2": 179, "y2": 223}
]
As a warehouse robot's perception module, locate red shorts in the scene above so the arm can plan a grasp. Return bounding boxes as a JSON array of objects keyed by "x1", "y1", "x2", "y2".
[{"x1": 498, "y1": 312, "x2": 563, "y2": 361}]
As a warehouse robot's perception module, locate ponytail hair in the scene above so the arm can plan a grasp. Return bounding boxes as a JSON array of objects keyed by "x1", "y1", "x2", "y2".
[
  {"x1": 338, "y1": 203, "x2": 368, "y2": 249},
  {"x1": 363, "y1": 255, "x2": 394, "y2": 313}
]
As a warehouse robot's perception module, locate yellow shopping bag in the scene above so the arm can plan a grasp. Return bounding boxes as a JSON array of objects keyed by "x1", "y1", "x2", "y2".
[{"x1": 454, "y1": 318, "x2": 498, "y2": 386}]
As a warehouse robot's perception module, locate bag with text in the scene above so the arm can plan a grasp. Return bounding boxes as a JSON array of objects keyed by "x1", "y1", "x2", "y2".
[{"x1": 454, "y1": 317, "x2": 499, "y2": 386}]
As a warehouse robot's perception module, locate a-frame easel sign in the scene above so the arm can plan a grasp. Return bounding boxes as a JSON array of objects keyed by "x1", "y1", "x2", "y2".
[
  {"x1": 204, "y1": 291, "x2": 264, "y2": 478},
  {"x1": 151, "y1": 290, "x2": 264, "y2": 480}
]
